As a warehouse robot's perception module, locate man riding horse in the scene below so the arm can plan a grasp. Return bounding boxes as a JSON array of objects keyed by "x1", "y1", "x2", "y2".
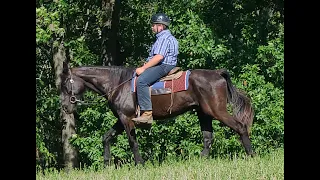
[{"x1": 132, "y1": 13, "x2": 179, "y2": 124}]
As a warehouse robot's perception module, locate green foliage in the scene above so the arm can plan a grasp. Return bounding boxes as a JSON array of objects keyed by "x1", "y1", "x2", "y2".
[
  {"x1": 65, "y1": 38, "x2": 100, "y2": 66},
  {"x1": 36, "y1": 6, "x2": 63, "y2": 165},
  {"x1": 170, "y1": 9, "x2": 230, "y2": 69},
  {"x1": 36, "y1": 7, "x2": 64, "y2": 44},
  {"x1": 256, "y1": 25, "x2": 284, "y2": 88},
  {"x1": 36, "y1": 0, "x2": 284, "y2": 170}
]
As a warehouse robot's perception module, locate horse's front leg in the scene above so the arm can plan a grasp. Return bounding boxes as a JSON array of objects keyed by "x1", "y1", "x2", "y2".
[
  {"x1": 102, "y1": 119, "x2": 124, "y2": 166},
  {"x1": 118, "y1": 113, "x2": 145, "y2": 165}
]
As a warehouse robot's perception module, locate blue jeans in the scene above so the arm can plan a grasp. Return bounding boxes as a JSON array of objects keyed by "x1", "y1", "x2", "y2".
[{"x1": 136, "y1": 63, "x2": 175, "y2": 111}]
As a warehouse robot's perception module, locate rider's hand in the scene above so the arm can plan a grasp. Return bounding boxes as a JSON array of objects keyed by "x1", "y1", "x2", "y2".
[{"x1": 136, "y1": 67, "x2": 146, "y2": 76}]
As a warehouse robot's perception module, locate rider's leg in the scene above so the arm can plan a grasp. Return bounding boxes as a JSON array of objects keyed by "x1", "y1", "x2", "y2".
[{"x1": 132, "y1": 64, "x2": 175, "y2": 124}]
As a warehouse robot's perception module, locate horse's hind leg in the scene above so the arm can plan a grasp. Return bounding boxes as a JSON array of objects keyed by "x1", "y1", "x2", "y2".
[
  {"x1": 200, "y1": 98, "x2": 253, "y2": 156},
  {"x1": 102, "y1": 119, "x2": 124, "y2": 166},
  {"x1": 197, "y1": 109, "x2": 213, "y2": 157},
  {"x1": 218, "y1": 112, "x2": 253, "y2": 155},
  {"x1": 211, "y1": 109, "x2": 253, "y2": 155}
]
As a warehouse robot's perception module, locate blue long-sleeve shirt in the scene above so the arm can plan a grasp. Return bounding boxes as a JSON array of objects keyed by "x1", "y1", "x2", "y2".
[{"x1": 146, "y1": 29, "x2": 179, "y2": 66}]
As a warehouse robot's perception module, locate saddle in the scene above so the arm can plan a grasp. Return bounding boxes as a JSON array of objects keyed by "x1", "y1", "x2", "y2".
[
  {"x1": 150, "y1": 67, "x2": 184, "y2": 95},
  {"x1": 159, "y1": 67, "x2": 183, "y2": 81}
]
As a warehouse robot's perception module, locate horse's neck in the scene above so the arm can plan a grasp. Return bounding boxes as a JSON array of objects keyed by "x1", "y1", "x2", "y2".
[
  {"x1": 75, "y1": 76, "x2": 104, "y2": 96},
  {"x1": 74, "y1": 67, "x2": 127, "y2": 96}
]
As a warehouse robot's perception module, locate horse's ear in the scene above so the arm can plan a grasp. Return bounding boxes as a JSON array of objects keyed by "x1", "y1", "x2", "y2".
[{"x1": 62, "y1": 61, "x2": 69, "y2": 74}]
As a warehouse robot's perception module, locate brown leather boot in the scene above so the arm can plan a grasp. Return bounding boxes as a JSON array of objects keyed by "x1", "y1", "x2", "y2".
[{"x1": 132, "y1": 111, "x2": 153, "y2": 124}]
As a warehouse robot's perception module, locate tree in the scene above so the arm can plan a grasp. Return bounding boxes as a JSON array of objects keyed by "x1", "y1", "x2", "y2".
[
  {"x1": 101, "y1": 0, "x2": 122, "y2": 66},
  {"x1": 53, "y1": 41, "x2": 79, "y2": 170}
]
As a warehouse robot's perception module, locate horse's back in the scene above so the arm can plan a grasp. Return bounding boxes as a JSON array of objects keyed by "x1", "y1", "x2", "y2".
[
  {"x1": 189, "y1": 69, "x2": 226, "y2": 85},
  {"x1": 150, "y1": 69, "x2": 226, "y2": 119}
]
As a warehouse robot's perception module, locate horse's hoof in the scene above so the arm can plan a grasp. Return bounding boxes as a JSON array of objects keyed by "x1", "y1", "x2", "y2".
[
  {"x1": 250, "y1": 152, "x2": 256, "y2": 157},
  {"x1": 200, "y1": 149, "x2": 210, "y2": 157},
  {"x1": 246, "y1": 152, "x2": 256, "y2": 158},
  {"x1": 135, "y1": 160, "x2": 145, "y2": 166},
  {"x1": 104, "y1": 160, "x2": 112, "y2": 167}
]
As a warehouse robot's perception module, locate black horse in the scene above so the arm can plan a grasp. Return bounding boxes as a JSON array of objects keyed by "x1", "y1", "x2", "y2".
[{"x1": 60, "y1": 62, "x2": 254, "y2": 165}]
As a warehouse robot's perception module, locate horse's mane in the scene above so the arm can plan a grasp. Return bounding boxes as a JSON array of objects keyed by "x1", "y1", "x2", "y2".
[{"x1": 71, "y1": 65, "x2": 136, "y2": 84}]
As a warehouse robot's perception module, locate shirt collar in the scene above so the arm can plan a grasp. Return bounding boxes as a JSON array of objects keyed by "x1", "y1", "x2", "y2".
[{"x1": 156, "y1": 29, "x2": 170, "y2": 38}]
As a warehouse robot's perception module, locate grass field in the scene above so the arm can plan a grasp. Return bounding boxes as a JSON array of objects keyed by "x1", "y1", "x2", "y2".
[{"x1": 36, "y1": 148, "x2": 284, "y2": 180}]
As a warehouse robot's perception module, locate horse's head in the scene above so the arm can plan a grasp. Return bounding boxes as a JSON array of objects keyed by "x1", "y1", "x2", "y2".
[{"x1": 60, "y1": 63, "x2": 86, "y2": 114}]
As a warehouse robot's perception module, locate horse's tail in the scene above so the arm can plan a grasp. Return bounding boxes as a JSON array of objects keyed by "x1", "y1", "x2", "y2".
[{"x1": 218, "y1": 69, "x2": 254, "y2": 135}]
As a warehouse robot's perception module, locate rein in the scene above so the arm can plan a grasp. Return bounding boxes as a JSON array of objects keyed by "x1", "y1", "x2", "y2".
[
  {"x1": 106, "y1": 76, "x2": 134, "y2": 99},
  {"x1": 68, "y1": 73, "x2": 134, "y2": 105}
]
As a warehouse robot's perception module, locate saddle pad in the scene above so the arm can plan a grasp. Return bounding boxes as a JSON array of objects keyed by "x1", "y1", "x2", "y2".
[{"x1": 131, "y1": 70, "x2": 191, "y2": 94}]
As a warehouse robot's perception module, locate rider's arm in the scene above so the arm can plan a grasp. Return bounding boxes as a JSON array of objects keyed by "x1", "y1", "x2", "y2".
[
  {"x1": 143, "y1": 38, "x2": 169, "y2": 69},
  {"x1": 142, "y1": 54, "x2": 164, "y2": 69}
]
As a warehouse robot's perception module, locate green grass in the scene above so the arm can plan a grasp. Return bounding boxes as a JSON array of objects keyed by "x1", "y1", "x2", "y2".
[{"x1": 36, "y1": 148, "x2": 284, "y2": 180}]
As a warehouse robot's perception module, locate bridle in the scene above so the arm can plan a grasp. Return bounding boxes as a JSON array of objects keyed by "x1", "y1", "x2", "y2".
[{"x1": 66, "y1": 74, "x2": 78, "y2": 104}]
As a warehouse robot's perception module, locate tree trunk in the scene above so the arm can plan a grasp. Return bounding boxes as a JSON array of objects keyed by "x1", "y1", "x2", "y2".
[
  {"x1": 61, "y1": 110, "x2": 78, "y2": 171},
  {"x1": 101, "y1": 0, "x2": 122, "y2": 66},
  {"x1": 52, "y1": 40, "x2": 79, "y2": 170}
]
